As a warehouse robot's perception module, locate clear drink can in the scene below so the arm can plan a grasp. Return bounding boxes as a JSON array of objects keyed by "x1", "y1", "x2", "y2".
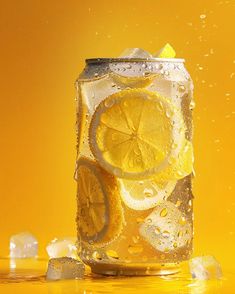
[{"x1": 75, "y1": 54, "x2": 194, "y2": 276}]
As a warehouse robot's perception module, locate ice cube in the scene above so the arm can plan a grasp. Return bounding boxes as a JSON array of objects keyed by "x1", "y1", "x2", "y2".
[
  {"x1": 10, "y1": 232, "x2": 38, "y2": 258},
  {"x1": 139, "y1": 201, "x2": 192, "y2": 252},
  {"x1": 119, "y1": 48, "x2": 153, "y2": 59},
  {"x1": 46, "y1": 257, "x2": 85, "y2": 280},
  {"x1": 189, "y1": 256, "x2": 223, "y2": 280},
  {"x1": 46, "y1": 237, "x2": 78, "y2": 259}
]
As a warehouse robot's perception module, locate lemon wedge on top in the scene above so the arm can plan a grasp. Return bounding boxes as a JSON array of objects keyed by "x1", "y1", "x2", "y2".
[{"x1": 155, "y1": 43, "x2": 176, "y2": 58}]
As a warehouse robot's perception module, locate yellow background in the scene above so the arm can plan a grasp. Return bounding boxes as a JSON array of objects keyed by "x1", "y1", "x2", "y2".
[{"x1": 0, "y1": 0, "x2": 235, "y2": 278}]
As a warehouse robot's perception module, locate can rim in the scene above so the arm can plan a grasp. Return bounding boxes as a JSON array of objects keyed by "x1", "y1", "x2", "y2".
[{"x1": 86, "y1": 57, "x2": 185, "y2": 64}]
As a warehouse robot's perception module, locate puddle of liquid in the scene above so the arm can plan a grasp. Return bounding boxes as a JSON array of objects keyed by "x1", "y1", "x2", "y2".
[{"x1": 0, "y1": 257, "x2": 226, "y2": 294}]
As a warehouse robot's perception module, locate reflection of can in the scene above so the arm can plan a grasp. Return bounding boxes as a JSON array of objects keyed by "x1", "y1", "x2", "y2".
[{"x1": 75, "y1": 56, "x2": 194, "y2": 276}]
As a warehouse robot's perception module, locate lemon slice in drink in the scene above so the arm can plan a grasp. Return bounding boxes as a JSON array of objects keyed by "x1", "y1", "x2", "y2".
[
  {"x1": 154, "y1": 139, "x2": 194, "y2": 182},
  {"x1": 89, "y1": 89, "x2": 185, "y2": 179},
  {"x1": 119, "y1": 178, "x2": 176, "y2": 210},
  {"x1": 76, "y1": 157, "x2": 123, "y2": 246}
]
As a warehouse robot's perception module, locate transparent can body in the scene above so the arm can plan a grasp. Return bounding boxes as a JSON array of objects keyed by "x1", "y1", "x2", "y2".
[{"x1": 75, "y1": 58, "x2": 194, "y2": 275}]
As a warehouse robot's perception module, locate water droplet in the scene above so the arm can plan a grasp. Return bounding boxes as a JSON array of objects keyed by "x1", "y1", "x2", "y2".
[
  {"x1": 106, "y1": 250, "x2": 119, "y2": 259},
  {"x1": 173, "y1": 242, "x2": 178, "y2": 248},
  {"x1": 190, "y1": 100, "x2": 196, "y2": 110},
  {"x1": 144, "y1": 71, "x2": 151, "y2": 76},
  {"x1": 166, "y1": 109, "x2": 172, "y2": 118},
  {"x1": 175, "y1": 200, "x2": 181, "y2": 207},
  {"x1": 142, "y1": 63, "x2": 147, "y2": 68},
  {"x1": 128, "y1": 244, "x2": 143, "y2": 255},
  {"x1": 179, "y1": 216, "x2": 186, "y2": 225},
  {"x1": 92, "y1": 251, "x2": 102, "y2": 260},
  {"x1": 154, "y1": 227, "x2": 161, "y2": 234},
  {"x1": 160, "y1": 208, "x2": 168, "y2": 217},
  {"x1": 94, "y1": 73, "x2": 99, "y2": 77},
  {"x1": 138, "y1": 181, "x2": 144, "y2": 185},
  {"x1": 177, "y1": 231, "x2": 183, "y2": 238},
  {"x1": 126, "y1": 64, "x2": 132, "y2": 69},
  {"x1": 178, "y1": 85, "x2": 186, "y2": 93},
  {"x1": 162, "y1": 230, "x2": 170, "y2": 237},
  {"x1": 146, "y1": 218, "x2": 152, "y2": 224},
  {"x1": 144, "y1": 188, "x2": 154, "y2": 197}
]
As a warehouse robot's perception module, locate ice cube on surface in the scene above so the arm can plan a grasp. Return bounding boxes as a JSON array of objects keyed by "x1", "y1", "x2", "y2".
[
  {"x1": 46, "y1": 237, "x2": 78, "y2": 259},
  {"x1": 119, "y1": 48, "x2": 153, "y2": 58},
  {"x1": 46, "y1": 257, "x2": 85, "y2": 280},
  {"x1": 189, "y1": 256, "x2": 223, "y2": 280},
  {"x1": 10, "y1": 232, "x2": 38, "y2": 258},
  {"x1": 139, "y1": 201, "x2": 192, "y2": 252}
]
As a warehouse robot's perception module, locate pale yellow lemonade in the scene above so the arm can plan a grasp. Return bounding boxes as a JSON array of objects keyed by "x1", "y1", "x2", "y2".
[{"x1": 75, "y1": 46, "x2": 194, "y2": 275}]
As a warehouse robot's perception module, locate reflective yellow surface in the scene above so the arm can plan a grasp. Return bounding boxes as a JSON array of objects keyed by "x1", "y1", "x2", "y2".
[
  {"x1": 0, "y1": 0, "x2": 235, "y2": 292},
  {"x1": 0, "y1": 258, "x2": 233, "y2": 294}
]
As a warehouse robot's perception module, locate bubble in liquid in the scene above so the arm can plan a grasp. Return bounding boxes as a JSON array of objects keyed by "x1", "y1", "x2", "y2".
[{"x1": 128, "y1": 244, "x2": 143, "y2": 255}]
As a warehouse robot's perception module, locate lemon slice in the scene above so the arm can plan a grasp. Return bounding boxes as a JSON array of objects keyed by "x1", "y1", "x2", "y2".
[
  {"x1": 154, "y1": 139, "x2": 194, "y2": 182},
  {"x1": 156, "y1": 43, "x2": 176, "y2": 58},
  {"x1": 111, "y1": 73, "x2": 157, "y2": 89},
  {"x1": 119, "y1": 178, "x2": 176, "y2": 210},
  {"x1": 76, "y1": 157, "x2": 123, "y2": 246},
  {"x1": 89, "y1": 89, "x2": 185, "y2": 179}
]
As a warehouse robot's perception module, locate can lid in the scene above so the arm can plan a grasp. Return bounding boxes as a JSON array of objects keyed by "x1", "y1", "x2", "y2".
[{"x1": 86, "y1": 57, "x2": 185, "y2": 64}]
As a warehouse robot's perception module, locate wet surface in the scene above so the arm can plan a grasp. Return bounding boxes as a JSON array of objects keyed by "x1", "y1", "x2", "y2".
[{"x1": 0, "y1": 258, "x2": 233, "y2": 293}]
